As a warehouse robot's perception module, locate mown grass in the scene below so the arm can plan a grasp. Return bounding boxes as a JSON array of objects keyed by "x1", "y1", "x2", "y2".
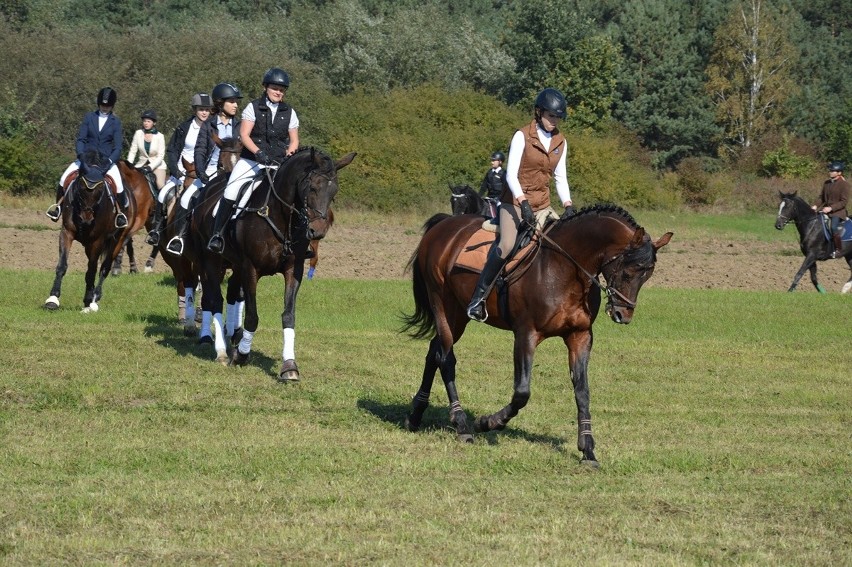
[{"x1": 0, "y1": 264, "x2": 849, "y2": 565}]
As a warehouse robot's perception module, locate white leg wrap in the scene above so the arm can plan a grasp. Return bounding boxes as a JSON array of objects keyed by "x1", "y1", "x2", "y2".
[
  {"x1": 283, "y1": 328, "x2": 295, "y2": 361},
  {"x1": 226, "y1": 303, "x2": 237, "y2": 336},
  {"x1": 212, "y1": 313, "x2": 226, "y2": 354},
  {"x1": 236, "y1": 300, "x2": 245, "y2": 328},
  {"x1": 238, "y1": 329, "x2": 255, "y2": 355},
  {"x1": 184, "y1": 287, "x2": 195, "y2": 322}
]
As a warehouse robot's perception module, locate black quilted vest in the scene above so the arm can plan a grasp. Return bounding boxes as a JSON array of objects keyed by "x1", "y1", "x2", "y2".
[{"x1": 240, "y1": 97, "x2": 293, "y2": 160}]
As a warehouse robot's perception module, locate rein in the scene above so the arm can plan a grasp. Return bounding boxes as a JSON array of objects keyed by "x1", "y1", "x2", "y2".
[{"x1": 535, "y1": 222, "x2": 638, "y2": 310}]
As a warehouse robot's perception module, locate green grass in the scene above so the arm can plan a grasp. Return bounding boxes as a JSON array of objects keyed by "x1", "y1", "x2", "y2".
[{"x1": 0, "y1": 267, "x2": 849, "y2": 565}]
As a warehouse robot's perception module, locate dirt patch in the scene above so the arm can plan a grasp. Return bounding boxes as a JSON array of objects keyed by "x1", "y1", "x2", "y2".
[{"x1": 1, "y1": 206, "x2": 849, "y2": 293}]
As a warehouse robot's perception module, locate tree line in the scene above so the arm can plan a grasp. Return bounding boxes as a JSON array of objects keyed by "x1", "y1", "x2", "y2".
[{"x1": 1, "y1": 0, "x2": 849, "y2": 211}]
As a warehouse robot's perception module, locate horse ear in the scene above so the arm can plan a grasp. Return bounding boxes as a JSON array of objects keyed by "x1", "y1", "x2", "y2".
[
  {"x1": 653, "y1": 232, "x2": 673, "y2": 250},
  {"x1": 630, "y1": 227, "x2": 646, "y2": 247},
  {"x1": 335, "y1": 152, "x2": 356, "y2": 171}
]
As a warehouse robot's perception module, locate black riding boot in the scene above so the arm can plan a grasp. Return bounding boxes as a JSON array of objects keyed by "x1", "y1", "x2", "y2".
[
  {"x1": 115, "y1": 190, "x2": 129, "y2": 229},
  {"x1": 831, "y1": 233, "x2": 843, "y2": 258},
  {"x1": 145, "y1": 201, "x2": 166, "y2": 246},
  {"x1": 466, "y1": 247, "x2": 507, "y2": 322},
  {"x1": 46, "y1": 184, "x2": 63, "y2": 221},
  {"x1": 207, "y1": 197, "x2": 235, "y2": 254},
  {"x1": 166, "y1": 206, "x2": 189, "y2": 256}
]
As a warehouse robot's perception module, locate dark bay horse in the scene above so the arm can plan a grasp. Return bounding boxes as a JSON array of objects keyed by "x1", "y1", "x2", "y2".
[
  {"x1": 44, "y1": 155, "x2": 153, "y2": 312},
  {"x1": 450, "y1": 183, "x2": 491, "y2": 216},
  {"x1": 775, "y1": 191, "x2": 852, "y2": 293},
  {"x1": 188, "y1": 147, "x2": 356, "y2": 378},
  {"x1": 401, "y1": 206, "x2": 672, "y2": 466}
]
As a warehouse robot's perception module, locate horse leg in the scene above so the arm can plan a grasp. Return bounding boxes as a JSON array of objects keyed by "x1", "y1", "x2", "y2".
[
  {"x1": 200, "y1": 266, "x2": 228, "y2": 365},
  {"x1": 111, "y1": 245, "x2": 124, "y2": 276},
  {"x1": 144, "y1": 246, "x2": 158, "y2": 273},
  {"x1": 89, "y1": 238, "x2": 120, "y2": 311},
  {"x1": 225, "y1": 275, "x2": 244, "y2": 343},
  {"x1": 307, "y1": 240, "x2": 319, "y2": 279},
  {"x1": 564, "y1": 331, "x2": 598, "y2": 467},
  {"x1": 788, "y1": 256, "x2": 816, "y2": 292},
  {"x1": 475, "y1": 332, "x2": 534, "y2": 436},
  {"x1": 182, "y1": 282, "x2": 198, "y2": 336},
  {"x1": 406, "y1": 336, "x2": 441, "y2": 432},
  {"x1": 45, "y1": 229, "x2": 73, "y2": 310},
  {"x1": 842, "y1": 257, "x2": 852, "y2": 294},
  {"x1": 277, "y1": 268, "x2": 302, "y2": 382},
  {"x1": 80, "y1": 242, "x2": 102, "y2": 312},
  {"x1": 126, "y1": 238, "x2": 138, "y2": 274},
  {"x1": 807, "y1": 262, "x2": 826, "y2": 293},
  {"x1": 231, "y1": 268, "x2": 258, "y2": 370}
]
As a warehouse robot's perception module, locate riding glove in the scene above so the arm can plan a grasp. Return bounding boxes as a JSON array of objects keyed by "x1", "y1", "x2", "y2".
[
  {"x1": 520, "y1": 200, "x2": 535, "y2": 227},
  {"x1": 197, "y1": 171, "x2": 210, "y2": 184},
  {"x1": 254, "y1": 150, "x2": 271, "y2": 165},
  {"x1": 561, "y1": 206, "x2": 575, "y2": 220}
]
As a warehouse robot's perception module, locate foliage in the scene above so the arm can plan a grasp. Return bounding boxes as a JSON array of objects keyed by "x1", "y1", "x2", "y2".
[
  {"x1": 0, "y1": 91, "x2": 54, "y2": 195},
  {"x1": 706, "y1": 0, "x2": 799, "y2": 160},
  {"x1": 760, "y1": 134, "x2": 818, "y2": 179}
]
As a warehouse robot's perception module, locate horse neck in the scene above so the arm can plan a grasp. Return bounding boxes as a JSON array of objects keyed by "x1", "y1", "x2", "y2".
[{"x1": 549, "y1": 214, "x2": 634, "y2": 270}]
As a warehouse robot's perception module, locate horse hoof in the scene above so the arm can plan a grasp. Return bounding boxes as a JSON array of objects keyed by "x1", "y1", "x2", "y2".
[
  {"x1": 129, "y1": 267, "x2": 138, "y2": 275},
  {"x1": 81, "y1": 302, "x2": 99, "y2": 314},
  {"x1": 473, "y1": 416, "x2": 489, "y2": 433},
  {"x1": 216, "y1": 353, "x2": 229, "y2": 366},
  {"x1": 231, "y1": 327, "x2": 243, "y2": 347},
  {"x1": 404, "y1": 416, "x2": 419, "y2": 432},
  {"x1": 44, "y1": 296, "x2": 60, "y2": 310},
  {"x1": 230, "y1": 350, "x2": 250, "y2": 367},
  {"x1": 197, "y1": 335, "x2": 213, "y2": 346},
  {"x1": 580, "y1": 459, "x2": 600, "y2": 470},
  {"x1": 458, "y1": 433, "x2": 475, "y2": 444},
  {"x1": 277, "y1": 360, "x2": 300, "y2": 383},
  {"x1": 111, "y1": 268, "x2": 121, "y2": 276}
]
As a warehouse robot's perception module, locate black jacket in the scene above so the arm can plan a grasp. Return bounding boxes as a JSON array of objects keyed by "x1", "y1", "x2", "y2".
[{"x1": 194, "y1": 115, "x2": 241, "y2": 172}]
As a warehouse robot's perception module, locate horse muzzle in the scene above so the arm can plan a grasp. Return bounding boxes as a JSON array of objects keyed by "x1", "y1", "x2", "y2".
[{"x1": 606, "y1": 302, "x2": 634, "y2": 324}]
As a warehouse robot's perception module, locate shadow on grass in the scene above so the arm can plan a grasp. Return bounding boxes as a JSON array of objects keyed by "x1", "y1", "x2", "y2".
[
  {"x1": 357, "y1": 397, "x2": 567, "y2": 450},
  {"x1": 141, "y1": 313, "x2": 279, "y2": 377}
]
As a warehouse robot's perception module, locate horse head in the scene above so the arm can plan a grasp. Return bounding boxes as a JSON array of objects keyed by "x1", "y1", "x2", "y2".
[
  {"x1": 291, "y1": 148, "x2": 356, "y2": 241},
  {"x1": 74, "y1": 150, "x2": 109, "y2": 225},
  {"x1": 775, "y1": 191, "x2": 811, "y2": 230},
  {"x1": 181, "y1": 157, "x2": 197, "y2": 189},
  {"x1": 212, "y1": 131, "x2": 242, "y2": 173}
]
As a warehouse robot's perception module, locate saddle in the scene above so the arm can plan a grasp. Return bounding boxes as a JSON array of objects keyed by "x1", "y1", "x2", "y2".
[
  {"x1": 820, "y1": 215, "x2": 852, "y2": 242},
  {"x1": 62, "y1": 169, "x2": 118, "y2": 197}
]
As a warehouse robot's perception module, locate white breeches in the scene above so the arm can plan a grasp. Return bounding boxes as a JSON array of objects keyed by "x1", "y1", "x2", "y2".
[{"x1": 60, "y1": 161, "x2": 125, "y2": 194}]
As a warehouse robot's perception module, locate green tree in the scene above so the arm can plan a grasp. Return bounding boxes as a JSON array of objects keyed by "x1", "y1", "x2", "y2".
[{"x1": 705, "y1": 0, "x2": 799, "y2": 160}]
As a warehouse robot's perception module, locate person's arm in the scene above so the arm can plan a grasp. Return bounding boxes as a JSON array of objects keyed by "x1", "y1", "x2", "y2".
[
  {"x1": 505, "y1": 130, "x2": 526, "y2": 203},
  {"x1": 75, "y1": 115, "x2": 90, "y2": 159},
  {"x1": 240, "y1": 119, "x2": 258, "y2": 154},
  {"x1": 553, "y1": 141, "x2": 571, "y2": 207},
  {"x1": 479, "y1": 173, "x2": 489, "y2": 196},
  {"x1": 127, "y1": 130, "x2": 139, "y2": 164}
]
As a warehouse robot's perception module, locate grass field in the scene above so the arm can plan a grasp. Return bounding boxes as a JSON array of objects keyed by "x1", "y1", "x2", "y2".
[{"x1": 0, "y1": 261, "x2": 849, "y2": 565}]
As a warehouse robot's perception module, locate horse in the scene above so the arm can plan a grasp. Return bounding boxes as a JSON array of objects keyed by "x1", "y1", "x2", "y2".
[
  {"x1": 307, "y1": 208, "x2": 334, "y2": 280},
  {"x1": 109, "y1": 164, "x2": 158, "y2": 276},
  {"x1": 775, "y1": 191, "x2": 852, "y2": 293},
  {"x1": 44, "y1": 154, "x2": 154, "y2": 312},
  {"x1": 449, "y1": 183, "x2": 491, "y2": 217},
  {"x1": 187, "y1": 147, "x2": 356, "y2": 378},
  {"x1": 400, "y1": 205, "x2": 673, "y2": 466}
]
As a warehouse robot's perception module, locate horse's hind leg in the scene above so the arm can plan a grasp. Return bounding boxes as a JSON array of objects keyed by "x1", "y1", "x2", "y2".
[
  {"x1": 126, "y1": 238, "x2": 138, "y2": 274},
  {"x1": 439, "y1": 347, "x2": 474, "y2": 443},
  {"x1": 788, "y1": 258, "x2": 816, "y2": 292},
  {"x1": 111, "y1": 245, "x2": 125, "y2": 276},
  {"x1": 475, "y1": 332, "x2": 534, "y2": 436},
  {"x1": 406, "y1": 336, "x2": 441, "y2": 432},
  {"x1": 807, "y1": 263, "x2": 826, "y2": 293},
  {"x1": 144, "y1": 246, "x2": 158, "y2": 273}
]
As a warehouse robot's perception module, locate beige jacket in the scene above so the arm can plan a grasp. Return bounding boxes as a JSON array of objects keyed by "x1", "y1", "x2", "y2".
[{"x1": 127, "y1": 129, "x2": 167, "y2": 171}]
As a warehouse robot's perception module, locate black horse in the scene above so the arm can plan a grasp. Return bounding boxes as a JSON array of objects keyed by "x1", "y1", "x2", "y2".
[
  {"x1": 775, "y1": 191, "x2": 852, "y2": 293},
  {"x1": 187, "y1": 147, "x2": 356, "y2": 378},
  {"x1": 449, "y1": 184, "x2": 492, "y2": 217}
]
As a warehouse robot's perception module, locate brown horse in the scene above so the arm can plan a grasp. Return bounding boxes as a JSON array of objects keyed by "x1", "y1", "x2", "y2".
[
  {"x1": 188, "y1": 147, "x2": 355, "y2": 377},
  {"x1": 401, "y1": 205, "x2": 672, "y2": 466},
  {"x1": 44, "y1": 155, "x2": 154, "y2": 311}
]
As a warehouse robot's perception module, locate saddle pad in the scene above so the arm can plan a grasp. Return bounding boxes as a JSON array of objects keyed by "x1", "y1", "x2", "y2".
[
  {"x1": 822, "y1": 216, "x2": 852, "y2": 241},
  {"x1": 454, "y1": 228, "x2": 537, "y2": 274}
]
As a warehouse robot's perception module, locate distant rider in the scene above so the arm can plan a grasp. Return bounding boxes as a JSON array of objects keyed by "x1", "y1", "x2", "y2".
[{"x1": 811, "y1": 161, "x2": 850, "y2": 258}]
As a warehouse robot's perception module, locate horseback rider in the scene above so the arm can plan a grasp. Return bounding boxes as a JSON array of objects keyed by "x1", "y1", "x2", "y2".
[
  {"x1": 811, "y1": 161, "x2": 850, "y2": 258},
  {"x1": 479, "y1": 151, "x2": 507, "y2": 218},
  {"x1": 466, "y1": 88, "x2": 574, "y2": 322},
  {"x1": 145, "y1": 93, "x2": 213, "y2": 254},
  {"x1": 47, "y1": 87, "x2": 129, "y2": 228},
  {"x1": 127, "y1": 109, "x2": 167, "y2": 189},
  {"x1": 207, "y1": 67, "x2": 300, "y2": 254}
]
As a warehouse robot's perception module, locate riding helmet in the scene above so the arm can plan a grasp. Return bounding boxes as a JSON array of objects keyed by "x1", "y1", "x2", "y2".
[
  {"x1": 191, "y1": 93, "x2": 213, "y2": 108},
  {"x1": 212, "y1": 82, "x2": 243, "y2": 101},
  {"x1": 140, "y1": 109, "x2": 158, "y2": 122},
  {"x1": 490, "y1": 151, "x2": 506, "y2": 162},
  {"x1": 97, "y1": 87, "x2": 117, "y2": 107},
  {"x1": 828, "y1": 161, "x2": 845, "y2": 172},
  {"x1": 262, "y1": 68, "x2": 290, "y2": 88},
  {"x1": 534, "y1": 88, "x2": 567, "y2": 119}
]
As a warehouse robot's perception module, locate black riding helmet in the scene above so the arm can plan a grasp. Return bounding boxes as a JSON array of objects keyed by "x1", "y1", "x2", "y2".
[
  {"x1": 97, "y1": 87, "x2": 117, "y2": 107},
  {"x1": 140, "y1": 109, "x2": 157, "y2": 122},
  {"x1": 262, "y1": 68, "x2": 290, "y2": 88},
  {"x1": 534, "y1": 88, "x2": 567, "y2": 119},
  {"x1": 212, "y1": 82, "x2": 243, "y2": 101},
  {"x1": 490, "y1": 151, "x2": 505, "y2": 162},
  {"x1": 828, "y1": 161, "x2": 845, "y2": 172}
]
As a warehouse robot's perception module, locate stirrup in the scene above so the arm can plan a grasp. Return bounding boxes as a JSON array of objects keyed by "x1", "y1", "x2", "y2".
[
  {"x1": 467, "y1": 300, "x2": 488, "y2": 323},
  {"x1": 115, "y1": 212, "x2": 128, "y2": 229},
  {"x1": 46, "y1": 204, "x2": 61, "y2": 222},
  {"x1": 166, "y1": 236, "x2": 184, "y2": 256},
  {"x1": 207, "y1": 235, "x2": 224, "y2": 254}
]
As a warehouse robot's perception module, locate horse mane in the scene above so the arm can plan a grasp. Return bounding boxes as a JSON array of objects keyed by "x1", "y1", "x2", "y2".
[{"x1": 566, "y1": 203, "x2": 640, "y2": 229}]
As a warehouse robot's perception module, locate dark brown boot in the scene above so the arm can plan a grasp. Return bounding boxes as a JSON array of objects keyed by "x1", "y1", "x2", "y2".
[{"x1": 831, "y1": 233, "x2": 843, "y2": 258}]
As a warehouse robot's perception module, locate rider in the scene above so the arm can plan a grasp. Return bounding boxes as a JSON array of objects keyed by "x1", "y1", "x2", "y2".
[
  {"x1": 466, "y1": 88, "x2": 574, "y2": 322},
  {"x1": 479, "y1": 150, "x2": 508, "y2": 218},
  {"x1": 206, "y1": 67, "x2": 300, "y2": 254},
  {"x1": 145, "y1": 93, "x2": 213, "y2": 254},
  {"x1": 47, "y1": 87, "x2": 128, "y2": 228},
  {"x1": 127, "y1": 109, "x2": 167, "y2": 189},
  {"x1": 811, "y1": 160, "x2": 850, "y2": 258}
]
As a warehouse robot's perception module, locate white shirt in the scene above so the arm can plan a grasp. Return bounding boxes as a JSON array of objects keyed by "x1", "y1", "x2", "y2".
[
  {"x1": 181, "y1": 120, "x2": 202, "y2": 162},
  {"x1": 241, "y1": 98, "x2": 300, "y2": 130}
]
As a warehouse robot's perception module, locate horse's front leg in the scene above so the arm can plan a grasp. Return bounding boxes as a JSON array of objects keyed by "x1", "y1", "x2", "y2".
[
  {"x1": 225, "y1": 274, "x2": 245, "y2": 343},
  {"x1": 565, "y1": 330, "x2": 598, "y2": 467},
  {"x1": 90, "y1": 237, "x2": 120, "y2": 311},
  {"x1": 231, "y1": 268, "x2": 259, "y2": 369},
  {"x1": 277, "y1": 267, "x2": 303, "y2": 382},
  {"x1": 45, "y1": 229, "x2": 73, "y2": 310},
  {"x1": 200, "y1": 264, "x2": 228, "y2": 365},
  {"x1": 126, "y1": 238, "x2": 138, "y2": 274},
  {"x1": 788, "y1": 256, "x2": 817, "y2": 292},
  {"x1": 80, "y1": 242, "x2": 102, "y2": 312},
  {"x1": 475, "y1": 332, "x2": 535, "y2": 434}
]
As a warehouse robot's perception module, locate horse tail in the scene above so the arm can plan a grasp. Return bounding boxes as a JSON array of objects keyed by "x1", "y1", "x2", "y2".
[{"x1": 399, "y1": 213, "x2": 448, "y2": 340}]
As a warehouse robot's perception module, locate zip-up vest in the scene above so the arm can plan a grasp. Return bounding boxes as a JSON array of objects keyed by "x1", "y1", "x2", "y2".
[
  {"x1": 240, "y1": 97, "x2": 293, "y2": 160},
  {"x1": 501, "y1": 120, "x2": 566, "y2": 211}
]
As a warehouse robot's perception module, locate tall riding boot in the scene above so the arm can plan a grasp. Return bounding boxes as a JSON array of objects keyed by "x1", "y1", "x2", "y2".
[
  {"x1": 466, "y1": 247, "x2": 507, "y2": 322},
  {"x1": 207, "y1": 197, "x2": 235, "y2": 254},
  {"x1": 46, "y1": 184, "x2": 63, "y2": 221},
  {"x1": 146, "y1": 201, "x2": 166, "y2": 246},
  {"x1": 831, "y1": 233, "x2": 843, "y2": 258},
  {"x1": 115, "y1": 190, "x2": 129, "y2": 229},
  {"x1": 166, "y1": 206, "x2": 189, "y2": 256}
]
